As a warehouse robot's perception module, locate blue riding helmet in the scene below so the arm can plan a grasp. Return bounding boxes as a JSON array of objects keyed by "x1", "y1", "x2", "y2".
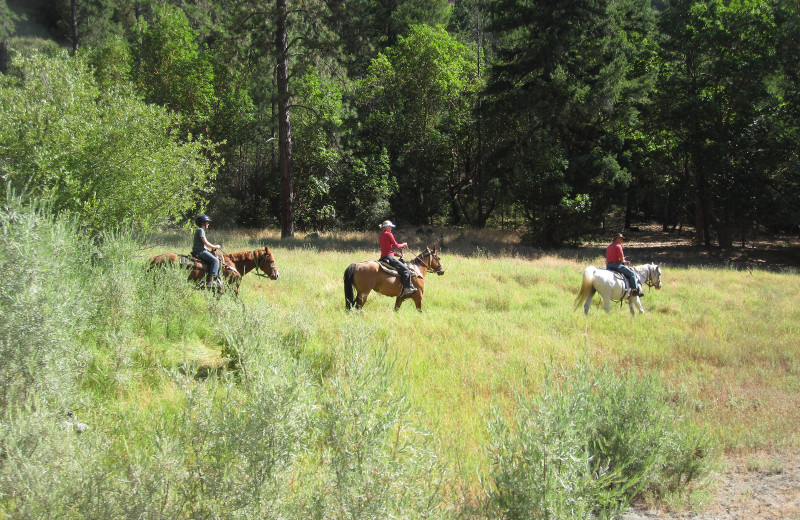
[{"x1": 195, "y1": 214, "x2": 211, "y2": 226}]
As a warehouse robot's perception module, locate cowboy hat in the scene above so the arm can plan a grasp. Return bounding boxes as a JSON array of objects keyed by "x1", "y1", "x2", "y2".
[{"x1": 379, "y1": 220, "x2": 396, "y2": 228}]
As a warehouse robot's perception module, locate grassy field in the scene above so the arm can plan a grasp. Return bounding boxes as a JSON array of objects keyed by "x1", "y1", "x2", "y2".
[{"x1": 150, "y1": 226, "x2": 800, "y2": 484}]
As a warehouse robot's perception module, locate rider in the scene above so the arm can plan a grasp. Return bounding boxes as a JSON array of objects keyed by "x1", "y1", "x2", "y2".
[
  {"x1": 606, "y1": 233, "x2": 643, "y2": 297},
  {"x1": 192, "y1": 214, "x2": 222, "y2": 287},
  {"x1": 379, "y1": 220, "x2": 417, "y2": 296}
]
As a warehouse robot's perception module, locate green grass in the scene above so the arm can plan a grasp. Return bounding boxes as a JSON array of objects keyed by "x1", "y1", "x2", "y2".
[
  {"x1": 153, "y1": 228, "x2": 800, "y2": 482},
  {"x1": 3, "y1": 210, "x2": 797, "y2": 517}
]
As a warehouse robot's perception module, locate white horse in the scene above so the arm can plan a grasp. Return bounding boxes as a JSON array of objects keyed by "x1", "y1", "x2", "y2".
[{"x1": 574, "y1": 263, "x2": 662, "y2": 316}]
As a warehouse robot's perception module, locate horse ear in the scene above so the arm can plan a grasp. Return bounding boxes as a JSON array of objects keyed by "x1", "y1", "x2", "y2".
[{"x1": 432, "y1": 245, "x2": 437, "y2": 254}]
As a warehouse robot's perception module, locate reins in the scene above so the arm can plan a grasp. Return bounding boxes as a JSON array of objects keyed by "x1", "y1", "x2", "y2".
[{"x1": 412, "y1": 249, "x2": 443, "y2": 275}]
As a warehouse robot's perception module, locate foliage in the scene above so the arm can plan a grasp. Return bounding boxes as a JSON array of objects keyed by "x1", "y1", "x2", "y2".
[
  {"x1": 0, "y1": 193, "x2": 451, "y2": 519},
  {"x1": 131, "y1": 4, "x2": 218, "y2": 138},
  {"x1": 485, "y1": 0, "x2": 657, "y2": 245},
  {"x1": 332, "y1": 150, "x2": 397, "y2": 229},
  {"x1": 654, "y1": 0, "x2": 796, "y2": 246},
  {"x1": 0, "y1": 50, "x2": 217, "y2": 232},
  {"x1": 357, "y1": 24, "x2": 478, "y2": 224},
  {"x1": 3, "y1": 0, "x2": 800, "y2": 239},
  {"x1": 484, "y1": 361, "x2": 715, "y2": 519}
]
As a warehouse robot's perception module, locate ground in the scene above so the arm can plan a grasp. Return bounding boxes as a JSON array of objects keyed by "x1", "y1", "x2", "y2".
[{"x1": 624, "y1": 452, "x2": 800, "y2": 520}]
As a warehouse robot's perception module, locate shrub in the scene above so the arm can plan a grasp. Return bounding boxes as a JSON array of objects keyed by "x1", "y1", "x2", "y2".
[
  {"x1": 483, "y1": 361, "x2": 715, "y2": 519},
  {"x1": 0, "y1": 50, "x2": 217, "y2": 232}
]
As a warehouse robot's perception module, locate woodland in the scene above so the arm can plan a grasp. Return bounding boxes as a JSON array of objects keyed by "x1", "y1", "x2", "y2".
[{"x1": 1, "y1": 0, "x2": 799, "y2": 247}]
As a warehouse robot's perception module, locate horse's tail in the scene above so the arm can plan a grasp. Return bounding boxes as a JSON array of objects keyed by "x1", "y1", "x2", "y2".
[
  {"x1": 574, "y1": 266, "x2": 596, "y2": 310},
  {"x1": 344, "y1": 263, "x2": 357, "y2": 309}
]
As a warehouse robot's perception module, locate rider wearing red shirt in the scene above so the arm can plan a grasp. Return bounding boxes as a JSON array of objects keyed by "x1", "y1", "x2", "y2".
[
  {"x1": 379, "y1": 220, "x2": 417, "y2": 295},
  {"x1": 606, "y1": 233, "x2": 643, "y2": 297}
]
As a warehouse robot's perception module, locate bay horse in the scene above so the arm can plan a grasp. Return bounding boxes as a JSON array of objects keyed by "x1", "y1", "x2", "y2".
[
  {"x1": 149, "y1": 246, "x2": 279, "y2": 296},
  {"x1": 344, "y1": 247, "x2": 444, "y2": 311},
  {"x1": 574, "y1": 263, "x2": 662, "y2": 316}
]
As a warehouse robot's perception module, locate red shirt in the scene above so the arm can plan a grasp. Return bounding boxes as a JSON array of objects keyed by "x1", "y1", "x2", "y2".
[
  {"x1": 606, "y1": 241, "x2": 624, "y2": 264},
  {"x1": 380, "y1": 229, "x2": 402, "y2": 257}
]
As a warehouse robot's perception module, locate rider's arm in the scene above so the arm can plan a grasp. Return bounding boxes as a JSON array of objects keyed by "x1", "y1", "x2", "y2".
[{"x1": 201, "y1": 236, "x2": 220, "y2": 250}]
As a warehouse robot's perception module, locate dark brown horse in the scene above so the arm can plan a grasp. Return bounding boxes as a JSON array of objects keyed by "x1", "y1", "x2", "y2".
[
  {"x1": 344, "y1": 247, "x2": 444, "y2": 311},
  {"x1": 150, "y1": 246, "x2": 279, "y2": 296}
]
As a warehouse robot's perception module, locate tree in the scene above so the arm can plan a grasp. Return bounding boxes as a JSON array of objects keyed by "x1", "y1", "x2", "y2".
[
  {"x1": 0, "y1": 0, "x2": 21, "y2": 74},
  {"x1": 0, "y1": 51, "x2": 217, "y2": 231},
  {"x1": 357, "y1": 24, "x2": 478, "y2": 225},
  {"x1": 131, "y1": 4, "x2": 217, "y2": 138},
  {"x1": 656, "y1": 0, "x2": 793, "y2": 246},
  {"x1": 484, "y1": 0, "x2": 657, "y2": 245}
]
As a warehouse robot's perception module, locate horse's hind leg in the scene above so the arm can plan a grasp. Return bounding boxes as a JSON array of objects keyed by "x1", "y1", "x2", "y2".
[
  {"x1": 583, "y1": 289, "x2": 596, "y2": 315},
  {"x1": 356, "y1": 291, "x2": 369, "y2": 309}
]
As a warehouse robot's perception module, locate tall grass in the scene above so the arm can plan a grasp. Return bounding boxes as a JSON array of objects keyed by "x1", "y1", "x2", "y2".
[
  {"x1": 0, "y1": 195, "x2": 451, "y2": 519},
  {"x1": 4, "y1": 204, "x2": 796, "y2": 517},
  {"x1": 482, "y1": 362, "x2": 713, "y2": 519}
]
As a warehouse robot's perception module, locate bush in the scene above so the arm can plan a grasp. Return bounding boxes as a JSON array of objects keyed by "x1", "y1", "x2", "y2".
[
  {"x1": 0, "y1": 194, "x2": 449, "y2": 519},
  {"x1": 483, "y1": 361, "x2": 715, "y2": 519},
  {"x1": 0, "y1": 50, "x2": 217, "y2": 232}
]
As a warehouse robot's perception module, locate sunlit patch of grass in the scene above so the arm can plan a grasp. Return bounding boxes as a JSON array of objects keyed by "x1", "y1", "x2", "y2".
[{"x1": 134, "y1": 229, "x2": 800, "y2": 489}]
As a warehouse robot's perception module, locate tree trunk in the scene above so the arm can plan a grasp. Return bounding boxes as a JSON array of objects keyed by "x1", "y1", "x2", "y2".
[
  {"x1": 275, "y1": 0, "x2": 294, "y2": 238},
  {"x1": 690, "y1": 158, "x2": 707, "y2": 246},
  {"x1": 0, "y1": 38, "x2": 8, "y2": 75},
  {"x1": 71, "y1": 0, "x2": 79, "y2": 55}
]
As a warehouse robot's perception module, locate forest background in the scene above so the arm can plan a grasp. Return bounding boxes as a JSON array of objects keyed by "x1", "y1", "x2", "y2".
[
  {"x1": 2, "y1": 1, "x2": 800, "y2": 517},
  {"x1": 2, "y1": 0, "x2": 799, "y2": 246}
]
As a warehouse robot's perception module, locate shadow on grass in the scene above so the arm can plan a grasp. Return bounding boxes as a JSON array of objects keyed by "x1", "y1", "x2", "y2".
[{"x1": 149, "y1": 224, "x2": 800, "y2": 273}]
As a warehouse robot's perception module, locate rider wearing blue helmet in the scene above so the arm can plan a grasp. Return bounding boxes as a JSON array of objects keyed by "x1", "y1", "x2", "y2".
[{"x1": 192, "y1": 215, "x2": 222, "y2": 286}]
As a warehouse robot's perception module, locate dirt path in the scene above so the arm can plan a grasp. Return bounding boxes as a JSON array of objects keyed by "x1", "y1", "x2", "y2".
[{"x1": 623, "y1": 453, "x2": 800, "y2": 519}]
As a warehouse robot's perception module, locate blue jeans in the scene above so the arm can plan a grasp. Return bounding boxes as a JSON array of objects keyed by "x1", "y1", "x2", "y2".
[
  {"x1": 606, "y1": 262, "x2": 640, "y2": 292},
  {"x1": 195, "y1": 250, "x2": 219, "y2": 279}
]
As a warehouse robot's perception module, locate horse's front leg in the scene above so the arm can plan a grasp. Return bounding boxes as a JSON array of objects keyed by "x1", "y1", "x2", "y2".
[{"x1": 634, "y1": 295, "x2": 645, "y2": 314}]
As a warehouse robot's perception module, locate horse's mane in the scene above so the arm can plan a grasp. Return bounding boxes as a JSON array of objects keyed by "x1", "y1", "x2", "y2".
[{"x1": 226, "y1": 248, "x2": 272, "y2": 263}]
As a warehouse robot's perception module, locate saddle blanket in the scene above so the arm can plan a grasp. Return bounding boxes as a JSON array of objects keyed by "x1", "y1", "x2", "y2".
[{"x1": 377, "y1": 260, "x2": 422, "y2": 279}]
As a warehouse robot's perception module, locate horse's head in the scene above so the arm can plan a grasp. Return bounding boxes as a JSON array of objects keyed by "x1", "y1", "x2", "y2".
[
  {"x1": 422, "y1": 246, "x2": 444, "y2": 276},
  {"x1": 257, "y1": 246, "x2": 279, "y2": 280},
  {"x1": 649, "y1": 264, "x2": 662, "y2": 289}
]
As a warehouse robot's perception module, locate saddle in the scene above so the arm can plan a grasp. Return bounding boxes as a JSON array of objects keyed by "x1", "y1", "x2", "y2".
[
  {"x1": 377, "y1": 259, "x2": 423, "y2": 279},
  {"x1": 187, "y1": 251, "x2": 237, "y2": 278},
  {"x1": 603, "y1": 267, "x2": 642, "y2": 298}
]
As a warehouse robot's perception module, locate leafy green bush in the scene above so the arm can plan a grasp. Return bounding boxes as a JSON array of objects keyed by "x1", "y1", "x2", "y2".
[
  {"x1": 483, "y1": 362, "x2": 715, "y2": 519},
  {"x1": 0, "y1": 191, "x2": 94, "y2": 408},
  {"x1": 0, "y1": 50, "x2": 217, "y2": 232}
]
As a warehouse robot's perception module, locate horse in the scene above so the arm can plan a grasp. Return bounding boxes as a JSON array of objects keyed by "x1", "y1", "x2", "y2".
[
  {"x1": 344, "y1": 247, "x2": 444, "y2": 311},
  {"x1": 149, "y1": 246, "x2": 279, "y2": 296},
  {"x1": 574, "y1": 263, "x2": 662, "y2": 316}
]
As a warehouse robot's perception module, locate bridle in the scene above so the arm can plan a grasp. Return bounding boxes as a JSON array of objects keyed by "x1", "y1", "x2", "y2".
[
  {"x1": 414, "y1": 250, "x2": 444, "y2": 275},
  {"x1": 642, "y1": 264, "x2": 662, "y2": 290},
  {"x1": 251, "y1": 249, "x2": 278, "y2": 278}
]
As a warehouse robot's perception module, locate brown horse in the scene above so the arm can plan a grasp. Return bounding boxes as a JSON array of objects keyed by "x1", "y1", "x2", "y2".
[
  {"x1": 344, "y1": 247, "x2": 444, "y2": 311},
  {"x1": 150, "y1": 246, "x2": 279, "y2": 296}
]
